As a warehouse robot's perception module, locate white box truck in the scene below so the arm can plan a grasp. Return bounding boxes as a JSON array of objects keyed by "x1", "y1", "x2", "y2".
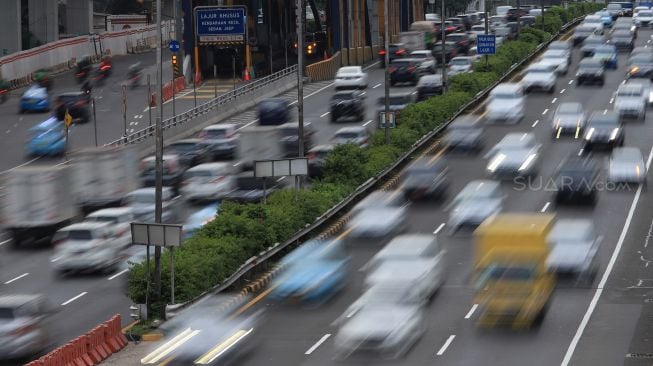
[
  {"x1": 1, "y1": 165, "x2": 79, "y2": 247},
  {"x1": 236, "y1": 125, "x2": 284, "y2": 170},
  {"x1": 70, "y1": 146, "x2": 139, "y2": 213}
]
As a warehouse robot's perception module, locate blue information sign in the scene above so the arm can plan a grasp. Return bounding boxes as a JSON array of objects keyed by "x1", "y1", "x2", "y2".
[
  {"x1": 169, "y1": 40, "x2": 180, "y2": 52},
  {"x1": 477, "y1": 34, "x2": 496, "y2": 55},
  {"x1": 195, "y1": 6, "x2": 246, "y2": 44}
]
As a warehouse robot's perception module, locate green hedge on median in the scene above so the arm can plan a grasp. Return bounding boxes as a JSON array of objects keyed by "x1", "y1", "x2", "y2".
[{"x1": 127, "y1": 2, "x2": 604, "y2": 316}]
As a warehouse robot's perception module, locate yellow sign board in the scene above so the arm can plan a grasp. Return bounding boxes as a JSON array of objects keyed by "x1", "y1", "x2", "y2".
[{"x1": 64, "y1": 110, "x2": 73, "y2": 128}]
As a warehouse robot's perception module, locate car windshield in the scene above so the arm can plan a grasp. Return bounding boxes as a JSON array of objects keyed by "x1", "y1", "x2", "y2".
[
  {"x1": 617, "y1": 88, "x2": 642, "y2": 97},
  {"x1": 279, "y1": 127, "x2": 299, "y2": 137},
  {"x1": 640, "y1": 11, "x2": 653, "y2": 16},
  {"x1": 575, "y1": 27, "x2": 594, "y2": 34},
  {"x1": 58, "y1": 230, "x2": 94, "y2": 241},
  {"x1": 129, "y1": 193, "x2": 155, "y2": 204},
  {"x1": 332, "y1": 93, "x2": 355, "y2": 101},
  {"x1": 185, "y1": 170, "x2": 214, "y2": 178},
  {"x1": 201, "y1": 129, "x2": 228, "y2": 139},
  {"x1": 0, "y1": 307, "x2": 15, "y2": 319},
  {"x1": 451, "y1": 58, "x2": 470, "y2": 66},
  {"x1": 86, "y1": 216, "x2": 118, "y2": 224},
  {"x1": 580, "y1": 61, "x2": 602, "y2": 70},
  {"x1": 335, "y1": 132, "x2": 361, "y2": 139},
  {"x1": 338, "y1": 67, "x2": 360, "y2": 74},
  {"x1": 169, "y1": 143, "x2": 198, "y2": 152},
  {"x1": 559, "y1": 167, "x2": 593, "y2": 180},
  {"x1": 492, "y1": 91, "x2": 518, "y2": 99},
  {"x1": 590, "y1": 117, "x2": 618, "y2": 126}
]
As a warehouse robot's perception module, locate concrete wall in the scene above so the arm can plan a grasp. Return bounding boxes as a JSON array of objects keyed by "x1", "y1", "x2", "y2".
[
  {"x1": 0, "y1": 0, "x2": 21, "y2": 56},
  {"x1": 29, "y1": 0, "x2": 59, "y2": 44},
  {"x1": 66, "y1": 0, "x2": 93, "y2": 35}
]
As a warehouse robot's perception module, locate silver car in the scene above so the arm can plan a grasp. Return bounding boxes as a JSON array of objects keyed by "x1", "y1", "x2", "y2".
[
  {"x1": 447, "y1": 180, "x2": 503, "y2": 234},
  {"x1": 484, "y1": 133, "x2": 541, "y2": 178},
  {"x1": 346, "y1": 206, "x2": 407, "y2": 239},
  {"x1": 539, "y1": 49, "x2": 570, "y2": 75},
  {"x1": 521, "y1": 62, "x2": 557, "y2": 94},
  {"x1": 123, "y1": 187, "x2": 180, "y2": 223},
  {"x1": 364, "y1": 233, "x2": 445, "y2": 272},
  {"x1": 607, "y1": 147, "x2": 647, "y2": 184},
  {"x1": 444, "y1": 114, "x2": 483, "y2": 151},
  {"x1": 448, "y1": 56, "x2": 474, "y2": 76},
  {"x1": 333, "y1": 303, "x2": 425, "y2": 360},
  {"x1": 547, "y1": 219, "x2": 602, "y2": 284},
  {"x1": 0, "y1": 295, "x2": 54, "y2": 360},
  {"x1": 332, "y1": 126, "x2": 370, "y2": 148},
  {"x1": 552, "y1": 102, "x2": 587, "y2": 139},
  {"x1": 409, "y1": 50, "x2": 437, "y2": 74},
  {"x1": 84, "y1": 207, "x2": 135, "y2": 239},
  {"x1": 626, "y1": 78, "x2": 653, "y2": 106},
  {"x1": 364, "y1": 258, "x2": 446, "y2": 302},
  {"x1": 485, "y1": 83, "x2": 525, "y2": 123},
  {"x1": 614, "y1": 84, "x2": 647, "y2": 120},
  {"x1": 351, "y1": 190, "x2": 405, "y2": 216}
]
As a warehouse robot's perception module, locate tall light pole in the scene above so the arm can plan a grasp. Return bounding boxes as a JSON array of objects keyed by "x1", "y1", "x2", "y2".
[
  {"x1": 384, "y1": 0, "x2": 390, "y2": 144},
  {"x1": 297, "y1": 0, "x2": 305, "y2": 193},
  {"x1": 153, "y1": 0, "x2": 164, "y2": 314},
  {"x1": 441, "y1": 0, "x2": 447, "y2": 91}
]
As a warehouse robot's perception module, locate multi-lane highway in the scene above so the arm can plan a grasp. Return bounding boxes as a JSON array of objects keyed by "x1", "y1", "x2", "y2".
[{"x1": 152, "y1": 30, "x2": 653, "y2": 366}]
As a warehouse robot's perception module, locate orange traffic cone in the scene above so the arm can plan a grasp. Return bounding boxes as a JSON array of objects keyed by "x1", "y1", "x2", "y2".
[{"x1": 243, "y1": 68, "x2": 251, "y2": 81}]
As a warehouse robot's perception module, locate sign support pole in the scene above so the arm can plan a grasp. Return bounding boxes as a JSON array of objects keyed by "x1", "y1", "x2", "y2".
[
  {"x1": 92, "y1": 97, "x2": 98, "y2": 147},
  {"x1": 170, "y1": 246, "x2": 175, "y2": 305}
]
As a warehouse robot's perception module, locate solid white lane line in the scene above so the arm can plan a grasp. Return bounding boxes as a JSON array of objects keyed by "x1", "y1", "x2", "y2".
[
  {"x1": 108, "y1": 269, "x2": 129, "y2": 281},
  {"x1": 373, "y1": 83, "x2": 382, "y2": 88},
  {"x1": 362, "y1": 119, "x2": 373, "y2": 126},
  {"x1": 4, "y1": 273, "x2": 29, "y2": 284},
  {"x1": 560, "y1": 88, "x2": 566, "y2": 94},
  {"x1": 236, "y1": 120, "x2": 258, "y2": 131},
  {"x1": 542, "y1": 109, "x2": 549, "y2": 115},
  {"x1": 61, "y1": 292, "x2": 88, "y2": 306},
  {"x1": 532, "y1": 119, "x2": 540, "y2": 127},
  {"x1": 464, "y1": 304, "x2": 479, "y2": 319},
  {"x1": 552, "y1": 98, "x2": 557, "y2": 104},
  {"x1": 561, "y1": 146, "x2": 653, "y2": 366},
  {"x1": 541, "y1": 202, "x2": 551, "y2": 212},
  {"x1": 305, "y1": 334, "x2": 331, "y2": 355},
  {"x1": 436, "y1": 335, "x2": 456, "y2": 356},
  {"x1": 433, "y1": 223, "x2": 446, "y2": 234},
  {"x1": 320, "y1": 111, "x2": 331, "y2": 118},
  {"x1": 50, "y1": 255, "x2": 64, "y2": 263},
  {"x1": 568, "y1": 80, "x2": 574, "y2": 85},
  {"x1": 0, "y1": 239, "x2": 11, "y2": 246}
]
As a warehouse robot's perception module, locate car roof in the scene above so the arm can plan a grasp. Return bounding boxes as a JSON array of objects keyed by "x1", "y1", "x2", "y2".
[
  {"x1": 335, "y1": 126, "x2": 367, "y2": 134},
  {"x1": 549, "y1": 220, "x2": 594, "y2": 241},
  {"x1": 617, "y1": 84, "x2": 644, "y2": 93},
  {"x1": 128, "y1": 187, "x2": 173, "y2": 195},
  {"x1": 187, "y1": 162, "x2": 232, "y2": 171},
  {"x1": 86, "y1": 207, "x2": 133, "y2": 217},
  {"x1": 338, "y1": 66, "x2": 362, "y2": 73},
  {"x1": 60, "y1": 222, "x2": 110, "y2": 231},
  {"x1": 170, "y1": 138, "x2": 204, "y2": 145},
  {"x1": 309, "y1": 144, "x2": 335, "y2": 152},
  {"x1": 203, "y1": 123, "x2": 237, "y2": 131},
  {"x1": 491, "y1": 82, "x2": 522, "y2": 93},
  {"x1": 612, "y1": 147, "x2": 643, "y2": 160},
  {"x1": 377, "y1": 234, "x2": 438, "y2": 257},
  {"x1": 557, "y1": 102, "x2": 583, "y2": 113}
]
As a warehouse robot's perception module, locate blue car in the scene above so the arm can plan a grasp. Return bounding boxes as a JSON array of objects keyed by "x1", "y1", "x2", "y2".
[
  {"x1": 597, "y1": 10, "x2": 613, "y2": 28},
  {"x1": 271, "y1": 239, "x2": 350, "y2": 305},
  {"x1": 182, "y1": 203, "x2": 219, "y2": 239},
  {"x1": 593, "y1": 45, "x2": 618, "y2": 69},
  {"x1": 19, "y1": 84, "x2": 50, "y2": 113},
  {"x1": 26, "y1": 117, "x2": 66, "y2": 157}
]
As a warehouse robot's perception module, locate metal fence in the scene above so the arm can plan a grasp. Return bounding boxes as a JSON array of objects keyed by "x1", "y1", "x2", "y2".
[{"x1": 106, "y1": 64, "x2": 298, "y2": 147}]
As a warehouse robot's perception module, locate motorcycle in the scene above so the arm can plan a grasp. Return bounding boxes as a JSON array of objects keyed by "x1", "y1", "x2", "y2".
[{"x1": 127, "y1": 63, "x2": 142, "y2": 89}]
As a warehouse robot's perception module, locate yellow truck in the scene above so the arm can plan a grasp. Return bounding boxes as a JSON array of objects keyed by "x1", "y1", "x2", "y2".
[{"x1": 472, "y1": 213, "x2": 556, "y2": 329}]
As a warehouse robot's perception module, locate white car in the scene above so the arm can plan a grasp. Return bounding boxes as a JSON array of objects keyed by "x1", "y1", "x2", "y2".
[
  {"x1": 583, "y1": 15, "x2": 605, "y2": 34},
  {"x1": 51, "y1": 222, "x2": 130, "y2": 274},
  {"x1": 634, "y1": 6, "x2": 650, "y2": 16},
  {"x1": 346, "y1": 206, "x2": 407, "y2": 239},
  {"x1": 334, "y1": 66, "x2": 368, "y2": 90},
  {"x1": 626, "y1": 78, "x2": 653, "y2": 106},
  {"x1": 83, "y1": 207, "x2": 134, "y2": 241},
  {"x1": 485, "y1": 82, "x2": 525, "y2": 123},
  {"x1": 539, "y1": 49, "x2": 570, "y2": 75},
  {"x1": 364, "y1": 258, "x2": 446, "y2": 303},
  {"x1": 180, "y1": 162, "x2": 236, "y2": 201},
  {"x1": 547, "y1": 219, "x2": 602, "y2": 283},
  {"x1": 635, "y1": 10, "x2": 653, "y2": 27},
  {"x1": 552, "y1": 102, "x2": 587, "y2": 139},
  {"x1": 521, "y1": 62, "x2": 557, "y2": 94},
  {"x1": 332, "y1": 126, "x2": 370, "y2": 148},
  {"x1": 447, "y1": 180, "x2": 503, "y2": 234},
  {"x1": 485, "y1": 133, "x2": 541, "y2": 179},
  {"x1": 608, "y1": 147, "x2": 647, "y2": 184},
  {"x1": 469, "y1": 25, "x2": 487, "y2": 41},
  {"x1": 448, "y1": 56, "x2": 474, "y2": 76},
  {"x1": 614, "y1": 84, "x2": 647, "y2": 120}
]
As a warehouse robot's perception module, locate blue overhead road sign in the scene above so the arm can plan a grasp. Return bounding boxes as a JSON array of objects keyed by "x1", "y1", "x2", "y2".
[
  {"x1": 169, "y1": 40, "x2": 180, "y2": 52},
  {"x1": 195, "y1": 6, "x2": 246, "y2": 44},
  {"x1": 477, "y1": 34, "x2": 496, "y2": 55}
]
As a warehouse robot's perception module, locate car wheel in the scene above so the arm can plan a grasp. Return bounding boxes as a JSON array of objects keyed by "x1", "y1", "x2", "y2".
[
  {"x1": 548, "y1": 86, "x2": 555, "y2": 94},
  {"x1": 599, "y1": 79, "x2": 605, "y2": 86}
]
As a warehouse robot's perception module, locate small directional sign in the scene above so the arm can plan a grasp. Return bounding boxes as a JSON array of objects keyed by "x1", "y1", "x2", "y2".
[
  {"x1": 477, "y1": 34, "x2": 496, "y2": 55},
  {"x1": 379, "y1": 111, "x2": 396, "y2": 129},
  {"x1": 64, "y1": 110, "x2": 73, "y2": 128},
  {"x1": 169, "y1": 40, "x2": 180, "y2": 53}
]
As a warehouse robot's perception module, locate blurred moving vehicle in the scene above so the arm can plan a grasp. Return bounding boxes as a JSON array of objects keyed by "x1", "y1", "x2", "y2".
[
  {"x1": 626, "y1": 78, "x2": 653, "y2": 106},
  {"x1": 596, "y1": 10, "x2": 614, "y2": 28},
  {"x1": 181, "y1": 163, "x2": 236, "y2": 202},
  {"x1": 127, "y1": 62, "x2": 142, "y2": 88},
  {"x1": 485, "y1": 82, "x2": 525, "y2": 123},
  {"x1": 401, "y1": 157, "x2": 448, "y2": 201},
  {"x1": 183, "y1": 203, "x2": 219, "y2": 239},
  {"x1": 389, "y1": 58, "x2": 426, "y2": 86},
  {"x1": 472, "y1": 213, "x2": 555, "y2": 329},
  {"x1": 607, "y1": 2, "x2": 624, "y2": 19},
  {"x1": 448, "y1": 56, "x2": 474, "y2": 76},
  {"x1": 416, "y1": 75, "x2": 444, "y2": 101},
  {"x1": 334, "y1": 66, "x2": 368, "y2": 89},
  {"x1": 257, "y1": 98, "x2": 292, "y2": 126},
  {"x1": 580, "y1": 35, "x2": 607, "y2": 58},
  {"x1": 446, "y1": 32, "x2": 472, "y2": 54},
  {"x1": 554, "y1": 157, "x2": 599, "y2": 205},
  {"x1": 236, "y1": 125, "x2": 284, "y2": 170},
  {"x1": 346, "y1": 204, "x2": 407, "y2": 239},
  {"x1": 634, "y1": 9, "x2": 653, "y2": 27},
  {"x1": 583, "y1": 15, "x2": 605, "y2": 34},
  {"x1": 552, "y1": 102, "x2": 587, "y2": 139},
  {"x1": 447, "y1": 180, "x2": 503, "y2": 234},
  {"x1": 307, "y1": 144, "x2": 335, "y2": 178},
  {"x1": 141, "y1": 294, "x2": 261, "y2": 365},
  {"x1": 19, "y1": 85, "x2": 50, "y2": 113},
  {"x1": 378, "y1": 43, "x2": 407, "y2": 67},
  {"x1": 26, "y1": 117, "x2": 66, "y2": 157},
  {"x1": 351, "y1": 190, "x2": 405, "y2": 216},
  {"x1": 271, "y1": 239, "x2": 350, "y2": 304},
  {"x1": 611, "y1": 30, "x2": 635, "y2": 51},
  {"x1": 484, "y1": 133, "x2": 541, "y2": 179},
  {"x1": 365, "y1": 258, "x2": 446, "y2": 304},
  {"x1": 330, "y1": 90, "x2": 366, "y2": 122},
  {"x1": 612, "y1": 21, "x2": 637, "y2": 39},
  {"x1": 614, "y1": 84, "x2": 647, "y2": 120},
  {"x1": 444, "y1": 114, "x2": 483, "y2": 151},
  {"x1": 197, "y1": 123, "x2": 239, "y2": 160},
  {"x1": 51, "y1": 222, "x2": 131, "y2": 274},
  {"x1": 278, "y1": 122, "x2": 316, "y2": 157},
  {"x1": 576, "y1": 58, "x2": 605, "y2": 86},
  {"x1": 432, "y1": 42, "x2": 458, "y2": 65},
  {"x1": 140, "y1": 155, "x2": 186, "y2": 194},
  {"x1": 592, "y1": 45, "x2": 618, "y2": 69},
  {"x1": 84, "y1": 207, "x2": 134, "y2": 239},
  {"x1": 33, "y1": 69, "x2": 52, "y2": 90},
  {"x1": 547, "y1": 219, "x2": 602, "y2": 284},
  {"x1": 54, "y1": 92, "x2": 91, "y2": 123},
  {"x1": 223, "y1": 172, "x2": 279, "y2": 203},
  {"x1": 365, "y1": 233, "x2": 446, "y2": 274},
  {"x1": 74, "y1": 55, "x2": 92, "y2": 83},
  {"x1": 333, "y1": 303, "x2": 424, "y2": 360},
  {"x1": 607, "y1": 147, "x2": 647, "y2": 184},
  {"x1": 539, "y1": 49, "x2": 570, "y2": 75},
  {"x1": 583, "y1": 111, "x2": 624, "y2": 151},
  {"x1": 572, "y1": 25, "x2": 599, "y2": 46},
  {"x1": 123, "y1": 187, "x2": 180, "y2": 223},
  {"x1": 521, "y1": 62, "x2": 557, "y2": 94},
  {"x1": 0, "y1": 294, "x2": 54, "y2": 361},
  {"x1": 164, "y1": 139, "x2": 213, "y2": 169},
  {"x1": 409, "y1": 50, "x2": 437, "y2": 74},
  {"x1": 2, "y1": 166, "x2": 78, "y2": 248},
  {"x1": 332, "y1": 126, "x2": 370, "y2": 148},
  {"x1": 376, "y1": 93, "x2": 413, "y2": 123}
]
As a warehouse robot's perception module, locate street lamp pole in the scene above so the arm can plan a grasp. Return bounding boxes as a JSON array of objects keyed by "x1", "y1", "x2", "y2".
[
  {"x1": 441, "y1": 0, "x2": 447, "y2": 91},
  {"x1": 297, "y1": 0, "x2": 305, "y2": 194},
  {"x1": 384, "y1": 0, "x2": 390, "y2": 144},
  {"x1": 153, "y1": 0, "x2": 164, "y2": 315}
]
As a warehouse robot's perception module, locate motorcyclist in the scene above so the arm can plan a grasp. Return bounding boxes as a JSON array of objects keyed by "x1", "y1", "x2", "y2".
[
  {"x1": 98, "y1": 55, "x2": 112, "y2": 77},
  {"x1": 128, "y1": 62, "x2": 143, "y2": 87},
  {"x1": 76, "y1": 56, "x2": 92, "y2": 83}
]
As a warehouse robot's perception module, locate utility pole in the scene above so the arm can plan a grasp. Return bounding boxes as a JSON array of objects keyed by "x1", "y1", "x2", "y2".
[
  {"x1": 484, "y1": 0, "x2": 489, "y2": 67},
  {"x1": 268, "y1": 0, "x2": 273, "y2": 75},
  {"x1": 154, "y1": 0, "x2": 164, "y2": 316},
  {"x1": 541, "y1": 0, "x2": 545, "y2": 32},
  {"x1": 348, "y1": 0, "x2": 353, "y2": 64},
  {"x1": 297, "y1": 0, "x2": 305, "y2": 193},
  {"x1": 516, "y1": 0, "x2": 521, "y2": 37},
  {"x1": 441, "y1": 0, "x2": 447, "y2": 91},
  {"x1": 384, "y1": 0, "x2": 390, "y2": 144},
  {"x1": 174, "y1": 0, "x2": 184, "y2": 73}
]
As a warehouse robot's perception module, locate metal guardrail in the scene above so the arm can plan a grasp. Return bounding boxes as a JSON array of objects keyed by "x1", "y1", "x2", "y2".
[
  {"x1": 107, "y1": 65, "x2": 298, "y2": 147},
  {"x1": 155, "y1": 16, "x2": 587, "y2": 312}
]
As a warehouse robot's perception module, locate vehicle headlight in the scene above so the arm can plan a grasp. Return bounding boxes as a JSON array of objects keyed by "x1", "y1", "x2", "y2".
[
  {"x1": 609, "y1": 128, "x2": 619, "y2": 141},
  {"x1": 585, "y1": 127, "x2": 595, "y2": 140},
  {"x1": 519, "y1": 154, "x2": 537, "y2": 171},
  {"x1": 487, "y1": 153, "x2": 506, "y2": 172}
]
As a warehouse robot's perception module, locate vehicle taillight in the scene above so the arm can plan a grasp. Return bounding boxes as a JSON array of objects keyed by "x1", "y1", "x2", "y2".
[
  {"x1": 100, "y1": 65, "x2": 111, "y2": 71},
  {"x1": 395, "y1": 49, "x2": 406, "y2": 55},
  {"x1": 379, "y1": 50, "x2": 386, "y2": 56},
  {"x1": 389, "y1": 67, "x2": 397, "y2": 73},
  {"x1": 307, "y1": 152, "x2": 316, "y2": 160}
]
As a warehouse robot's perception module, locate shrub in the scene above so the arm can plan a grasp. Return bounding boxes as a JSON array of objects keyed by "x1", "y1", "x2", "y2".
[
  {"x1": 323, "y1": 143, "x2": 369, "y2": 185},
  {"x1": 449, "y1": 72, "x2": 498, "y2": 94}
]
